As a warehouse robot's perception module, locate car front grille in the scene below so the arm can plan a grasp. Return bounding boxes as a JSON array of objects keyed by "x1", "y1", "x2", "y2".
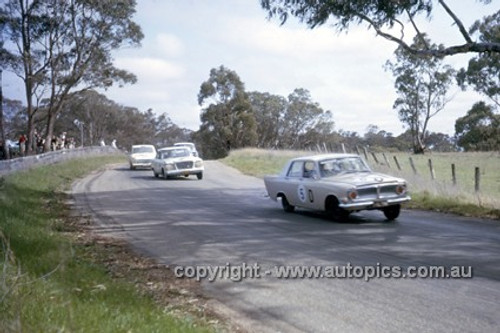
[
  {"x1": 176, "y1": 161, "x2": 193, "y2": 170},
  {"x1": 357, "y1": 184, "x2": 399, "y2": 199}
]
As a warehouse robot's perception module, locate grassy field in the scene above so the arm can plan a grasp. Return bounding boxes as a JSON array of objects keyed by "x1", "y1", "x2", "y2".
[
  {"x1": 222, "y1": 148, "x2": 500, "y2": 219},
  {"x1": 0, "y1": 155, "x2": 217, "y2": 332}
]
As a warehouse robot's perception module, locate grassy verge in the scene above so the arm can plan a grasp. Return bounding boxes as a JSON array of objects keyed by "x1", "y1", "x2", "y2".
[
  {"x1": 0, "y1": 155, "x2": 221, "y2": 332},
  {"x1": 221, "y1": 148, "x2": 500, "y2": 220}
]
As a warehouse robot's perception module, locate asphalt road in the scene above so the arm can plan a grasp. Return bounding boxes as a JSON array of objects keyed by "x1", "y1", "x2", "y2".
[{"x1": 72, "y1": 161, "x2": 500, "y2": 333}]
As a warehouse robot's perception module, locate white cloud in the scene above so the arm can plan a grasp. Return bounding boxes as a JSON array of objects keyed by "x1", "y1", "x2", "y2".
[
  {"x1": 114, "y1": 57, "x2": 185, "y2": 82},
  {"x1": 155, "y1": 33, "x2": 184, "y2": 57}
]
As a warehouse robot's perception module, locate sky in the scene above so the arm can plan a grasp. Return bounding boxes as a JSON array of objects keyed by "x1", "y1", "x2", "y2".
[{"x1": 2, "y1": 0, "x2": 497, "y2": 137}]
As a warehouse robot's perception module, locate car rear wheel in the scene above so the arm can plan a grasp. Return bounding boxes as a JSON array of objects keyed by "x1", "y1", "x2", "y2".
[
  {"x1": 197, "y1": 172, "x2": 203, "y2": 180},
  {"x1": 383, "y1": 204, "x2": 401, "y2": 220},
  {"x1": 162, "y1": 169, "x2": 169, "y2": 180},
  {"x1": 153, "y1": 169, "x2": 159, "y2": 178},
  {"x1": 280, "y1": 195, "x2": 295, "y2": 213}
]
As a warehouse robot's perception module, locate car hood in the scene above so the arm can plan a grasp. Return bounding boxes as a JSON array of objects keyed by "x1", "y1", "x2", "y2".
[
  {"x1": 327, "y1": 172, "x2": 405, "y2": 187},
  {"x1": 131, "y1": 153, "x2": 155, "y2": 159},
  {"x1": 161, "y1": 156, "x2": 198, "y2": 163}
]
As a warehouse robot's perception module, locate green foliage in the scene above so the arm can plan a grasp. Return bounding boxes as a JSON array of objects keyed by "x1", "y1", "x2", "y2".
[
  {"x1": 50, "y1": 90, "x2": 193, "y2": 150},
  {"x1": 458, "y1": 11, "x2": 500, "y2": 106},
  {"x1": 249, "y1": 89, "x2": 335, "y2": 150},
  {"x1": 455, "y1": 102, "x2": 500, "y2": 151},
  {"x1": 196, "y1": 66, "x2": 258, "y2": 158}
]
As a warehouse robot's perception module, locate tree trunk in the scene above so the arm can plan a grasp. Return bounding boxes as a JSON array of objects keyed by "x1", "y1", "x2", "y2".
[
  {"x1": 44, "y1": 113, "x2": 57, "y2": 152},
  {"x1": 0, "y1": 70, "x2": 9, "y2": 159}
]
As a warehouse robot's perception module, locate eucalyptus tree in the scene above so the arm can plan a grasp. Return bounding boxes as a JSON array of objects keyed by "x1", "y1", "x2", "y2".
[
  {"x1": 385, "y1": 35, "x2": 455, "y2": 154},
  {"x1": 455, "y1": 101, "x2": 500, "y2": 151},
  {"x1": 457, "y1": 11, "x2": 500, "y2": 108},
  {"x1": 280, "y1": 88, "x2": 334, "y2": 149},
  {"x1": 248, "y1": 91, "x2": 287, "y2": 148},
  {"x1": 0, "y1": 0, "x2": 143, "y2": 152},
  {"x1": 197, "y1": 65, "x2": 257, "y2": 158},
  {"x1": 260, "y1": 0, "x2": 499, "y2": 57}
]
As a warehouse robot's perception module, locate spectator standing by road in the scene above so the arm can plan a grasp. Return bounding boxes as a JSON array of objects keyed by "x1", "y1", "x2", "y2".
[{"x1": 19, "y1": 134, "x2": 27, "y2": 157}]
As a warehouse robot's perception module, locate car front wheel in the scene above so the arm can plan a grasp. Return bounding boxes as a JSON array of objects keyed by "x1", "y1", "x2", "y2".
[
  {"x1": 383, "y1": 204, "x2": 401, "y2": 220},
  {"x1": 197, "y1": 172, "x2": 203, "y2": 180},
  {"x1": 281, "y1": 195, "x2": 295, "y2": 213},
  {"x1": 325, "y1": 196, "x2": 350, "y2": 221}
]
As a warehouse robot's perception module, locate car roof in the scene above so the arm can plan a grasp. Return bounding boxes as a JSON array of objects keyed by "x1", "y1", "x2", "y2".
[
  {"x1": 132, "y1": 144, "x2": 155, "y2": 148},
  {"x1": 158, "y1": 146, "x2": 189, "y2": 151},
  {"x1": 291, "y1": 153, "x2": 360, "y2": 162},
  {"x1": 173, "y1": 142, "x2": 195, "y2": 146}
]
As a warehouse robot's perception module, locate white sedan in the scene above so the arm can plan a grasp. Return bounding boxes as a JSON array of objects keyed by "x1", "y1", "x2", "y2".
[
  {"x1": 151, "y1": 147, "x2": 204, "y2": 180},
  {"x1": 264, "y1": 153, "x2": 411, "y2": 220}
]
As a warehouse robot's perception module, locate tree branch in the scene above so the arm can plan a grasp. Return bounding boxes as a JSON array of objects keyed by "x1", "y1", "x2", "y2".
[
  {"x1": 356, "y1": 13, "x2": 500, "y2": 57},
  {"x1": 405, "y1": 9, "x2": 429, "y2": 50},
  {"x1": 438, "y1": 0, "x2": 473, "y2": 44}
]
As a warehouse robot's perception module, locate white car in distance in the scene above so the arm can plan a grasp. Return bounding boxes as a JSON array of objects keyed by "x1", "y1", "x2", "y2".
[
  {"x1": 152, "y1": 146, "x2": 204, "y2": 180},
  {"x1": 173, "y1": 142, "x2": 199, "y2": 157},
  {"x1": 129, "y1": 144, "x2": 157, "y2": 170}
]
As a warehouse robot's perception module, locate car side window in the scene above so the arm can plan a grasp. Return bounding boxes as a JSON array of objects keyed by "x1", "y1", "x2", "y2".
[
  {"x1": 303, "y1": 161, "x2": 317, "y2": 178},
  {"x1": 287, "y1": 161, "x2": 304, "y2": 178}
]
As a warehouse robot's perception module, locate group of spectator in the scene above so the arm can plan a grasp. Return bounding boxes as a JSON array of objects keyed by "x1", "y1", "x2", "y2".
[{"x1": 0, "y1": 131, "x2": 77, "y2": 159}]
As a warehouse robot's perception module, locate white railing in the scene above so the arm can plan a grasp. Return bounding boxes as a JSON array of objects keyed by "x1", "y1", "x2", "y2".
[{"x1": 0, "y1": 146, "x2": 122, "y2": 176}]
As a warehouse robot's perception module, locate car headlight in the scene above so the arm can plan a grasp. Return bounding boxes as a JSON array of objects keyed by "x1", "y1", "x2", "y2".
[
  {"x1": 396, "y1": 184, "x2": 407, "y2": 195},
  {"x1": 164, "y1": 163, "x2": 175, "y2": 171},
  {"x1": 347, "y1": 189, "x2": 358, "y2": 200},
  {"x1": 195, "y1": 160, "x2": 203, "y2": 168}
]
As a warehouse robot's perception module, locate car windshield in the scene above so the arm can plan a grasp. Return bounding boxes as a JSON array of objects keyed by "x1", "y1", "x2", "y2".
[
  {"x1": 160, "y1": 148, "x2": 190, "y2": 159},
  {"x1": 319, "y1": 157, "x2": 371, "y2": 177},
  {"x1": 175, "y1": 143, "x2": 195, "y2": 150},
  {"x1": 132, "y1": 146, "x2": 154, "y2": 153}
]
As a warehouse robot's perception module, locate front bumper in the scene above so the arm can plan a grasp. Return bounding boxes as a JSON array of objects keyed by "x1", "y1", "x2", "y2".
[
  {"x1": 130, "y1": 159, "x2": 153, "y2": 167},
  {"x1": 339, "y1": 195, "x2": 411, "y2": 211},
  {"x1": 165, "y1": 167, "x2": 204, "y2": 177}
]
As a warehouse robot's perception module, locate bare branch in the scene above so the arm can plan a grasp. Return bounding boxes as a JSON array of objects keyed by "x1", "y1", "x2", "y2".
[
  {"x1": 438, "y1": 0, "x2": 473, "y2": 44},
  {"x1": 405, "y1": 9, "x2": 429, "y2": 50}
]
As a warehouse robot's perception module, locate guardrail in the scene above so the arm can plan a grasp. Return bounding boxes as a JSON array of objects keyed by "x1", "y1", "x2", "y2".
[{"x1": 0, "y1": 146, "x2": 123, "y2": 176}]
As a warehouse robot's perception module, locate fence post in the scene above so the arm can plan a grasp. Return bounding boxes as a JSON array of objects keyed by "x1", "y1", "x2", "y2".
[
  {"x1": 475, "y1": 167, "x2": 480, "y2": 192},
  {"x1": 341, "y1": 143, "x2": 346, "y2": 154},
  {"x1": 428, "y1": 159, "x2": 435, "y2": 180},
  {"x1": 382, "y1": 153, "x2": 390, "y2": 168},
  {"x1": 409, "y1": 157, "x2": 417, "y2": 175},
  {"x1": 451, "y1": 163, "x2": 456, "y2": 186},
  {"x1": 363, "y1": 147, "x2": 369, "y2": 161},
  {"x1": 393, "y1": 156, "x2": 402, "y2": 171},
  {"x1": 371, "y1": 152, "x2": 379, "y2": 164}
]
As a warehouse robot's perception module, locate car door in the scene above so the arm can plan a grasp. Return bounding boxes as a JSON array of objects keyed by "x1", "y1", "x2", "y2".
[
  {"x1": 152, "y1": 152, "x2": 161, "y2": 172},
  {"x1": 281, "y1": 160, "x2": 303, "y2": 207},
  {"x1": 297, "y1": 160, "x2": 319, "y2": 209}
]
